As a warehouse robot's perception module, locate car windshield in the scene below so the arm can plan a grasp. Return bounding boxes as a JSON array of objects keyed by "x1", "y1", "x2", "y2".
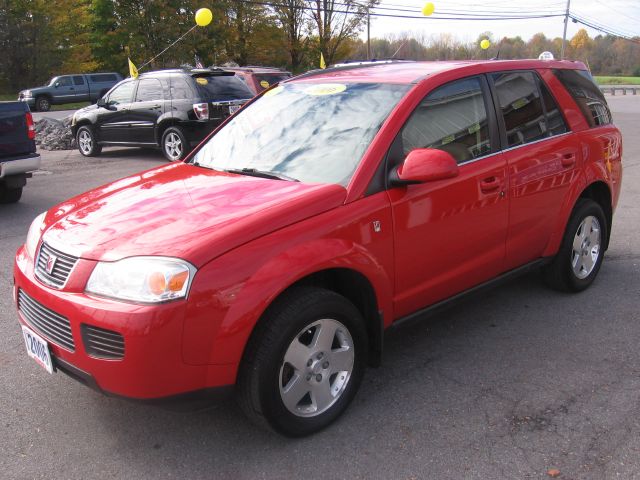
[{"x1": 190, "y1": 82, "x2": 409, "y2": 185}]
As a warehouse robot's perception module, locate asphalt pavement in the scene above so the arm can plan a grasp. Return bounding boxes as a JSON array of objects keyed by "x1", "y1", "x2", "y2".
[{"x1": 1, "y1": 96, "x2": 639, "y2": 479}]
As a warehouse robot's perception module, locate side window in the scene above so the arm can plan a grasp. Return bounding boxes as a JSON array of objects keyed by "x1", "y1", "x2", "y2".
[
  {"x1": 538, "y1": 79, "x2": 568, "y2": 136},
  {"x1": 135, "y1": 79, "x2": 164, "y2": 102},
  {"x1": 169, "y1": 77, "x2": 194, "y2": 100},
  {"x1": 58, "y1": 76, "x2": 73, "y2": 87},
  {"x1": 73, "y1": 76, "x2": 85, "y2": 86},
  {"x1": 107, "y1": 81, "x2": 135, "y2": 105},
  {"x1": 400, "y1": 76, "x2": 492, "y2": 164},
  {"x1": 552, "y1": 69, "x2": 612, "y2": 127},
  {"x1": 491, "y1": 71, "x2": 547, "y2": 148}
]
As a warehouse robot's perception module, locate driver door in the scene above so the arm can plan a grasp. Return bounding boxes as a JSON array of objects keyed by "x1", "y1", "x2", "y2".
[
  {"x1": 97, "y1": 80, "x2": 136, "y2": 143},
  {"x1": 388, "y1": 76, "x2": 509, "y2": 318}
]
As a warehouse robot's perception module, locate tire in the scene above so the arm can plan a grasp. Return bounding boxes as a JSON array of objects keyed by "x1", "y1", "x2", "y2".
[
  {"x1": 161, "y1": 126, "x2": 190, "y2": 161},
  {"x1": 35, "y1": 96, "x2": 51, "y2": 112},
  {"x1": 238, "y1": 287, "x2": 368, "y2": 437},
  {"x1": 76, "y1": 126, "x2": 102, "y2": 157},
  {"x1": 0, "y1": 184, "x2": 22, "y2": 204},
  {"x1": 543, "y1": 198, "x2": 608, "y2": 292}
]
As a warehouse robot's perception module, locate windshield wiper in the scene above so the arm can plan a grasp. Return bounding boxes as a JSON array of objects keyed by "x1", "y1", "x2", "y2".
[{"x1": 225, "y1": 168, "x2": 299, "y2": 182}]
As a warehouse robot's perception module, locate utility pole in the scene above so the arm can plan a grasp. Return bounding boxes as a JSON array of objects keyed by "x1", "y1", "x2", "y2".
[
  {"x1": 367, "y1": 9, "x2": 371, "y2": 60},
  {"x1": 561, "y1": 0, "x2": 571, "y2": 60}
]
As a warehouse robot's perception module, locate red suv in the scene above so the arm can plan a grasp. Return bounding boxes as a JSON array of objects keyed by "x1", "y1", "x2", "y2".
[{"x1": 14, "y1": 60, "x2": 622, "y2": 436}]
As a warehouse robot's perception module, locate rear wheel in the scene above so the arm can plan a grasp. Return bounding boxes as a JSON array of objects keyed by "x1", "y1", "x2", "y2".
[
  {"x1": 76, "y1": 126, "x2": 102, "y2": 157},
  {"x1": 0, "y1": 184, "x2": 23, "y2": 203},
  {"x1": 161, "y1": 126, "x2": 189, "y2": 161},
  {"x1": 35, "y1": 96, "x2": 51, "y2": 112},
  {"x1": 238, "y1": 287, "x2": 367, "y2": 437},
  {"x1": 544, "y1": 199, "x2": 607, "y2": 292}
]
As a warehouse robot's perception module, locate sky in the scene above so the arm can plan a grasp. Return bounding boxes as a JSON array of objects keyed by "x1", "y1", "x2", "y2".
[{"x1": 364, "y1": 0, "x2": 640, "y2": 44}]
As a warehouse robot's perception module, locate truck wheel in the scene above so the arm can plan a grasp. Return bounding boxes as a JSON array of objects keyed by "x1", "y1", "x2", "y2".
[
  {"x1": 0, "y1": 185, "x2": 23, "y2": 204},
  {"x1": 35, "y1": 96, "x2": 51, "y2": 112},
  {"x1": 543, "y1": 199, "x2": 607, "y2": 292},
  {"x1": 161, "y1": 127, "x2": 189, "y2": 161},
  {"x1": 238, "y1": 287, "x2": 367, "y2": 437},
  {"x1": 76, "y1": 126, "x2": 102, "y2": 157}
]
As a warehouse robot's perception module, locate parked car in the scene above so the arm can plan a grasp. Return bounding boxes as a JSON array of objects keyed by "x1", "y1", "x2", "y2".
[
  {"x1": 71, "y1": 68, "x2": 253, "y2": 161},
  {"x1": 222, "y1": 66, "x2": 292, "y2": 94},
  {"x1": 0, "y1": 102, "x2": 40, "y2": 203},
  {"x1": 18, "y1": 73, "x2": 123, "y2": 112},
  {"x1": 14, "y1": 59, "x2": 622, "y2": 436}
]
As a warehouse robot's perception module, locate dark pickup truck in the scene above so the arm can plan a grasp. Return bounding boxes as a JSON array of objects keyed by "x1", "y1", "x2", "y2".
[
  {"x1": 18, "y1": 72, "x2": 123, "y2": 112},
  {"x1": 0, "y1": 102, "x2": 41, "y2": 203}
]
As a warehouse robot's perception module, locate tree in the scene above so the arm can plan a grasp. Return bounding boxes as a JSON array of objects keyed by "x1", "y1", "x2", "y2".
[{"x1": 273, "y1": 0, "x2": 309, "y2": 70}]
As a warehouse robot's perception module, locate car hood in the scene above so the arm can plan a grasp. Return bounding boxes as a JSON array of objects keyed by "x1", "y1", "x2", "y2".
[{"x1": 41, "y1": 162, "x2": 347, "y2": 266}]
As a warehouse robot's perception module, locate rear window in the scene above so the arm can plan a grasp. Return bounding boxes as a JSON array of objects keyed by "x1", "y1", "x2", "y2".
[
  {"x1": 90, "y1": 74, "x2": 118, "y2": 83},
  {"x1": 253, "y1": 73, "x2": 291, "y2": 90},
  {"x1": 553, "y1": 69, "x2": 612, "y2": 127},
  {"x1": 194, "y1": 75, "x2": 253, "y2": 101}
]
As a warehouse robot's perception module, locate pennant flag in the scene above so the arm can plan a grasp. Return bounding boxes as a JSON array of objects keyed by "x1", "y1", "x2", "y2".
[
  {"x1": 128, "y1": 57, "x2": 139, "y2": 78},
  {"x1": 194, "y1": 55, "x2": 203, "y2": 69},
  {"x1": 320, "y1": 52, "x2": 326, "y2": 69}
]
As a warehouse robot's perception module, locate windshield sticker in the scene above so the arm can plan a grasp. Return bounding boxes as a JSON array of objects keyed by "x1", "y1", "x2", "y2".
[
  {"x1": 303, "y1": 84, "x2": 347, "y2": 96},
  {"x1": 196, "y1": 77, "x2": 208, "y2": 85},
  {"x1": 263, "y1": 85, "x2": 284, "y2": 97},
  {"x1": 260, "y1": 80, "x2": 270, "y2": 88}
]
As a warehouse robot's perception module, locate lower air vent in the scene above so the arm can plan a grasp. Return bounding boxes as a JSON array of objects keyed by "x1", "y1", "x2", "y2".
[
  {"x1": 81, "y1": 324, "x2": 125, "y2": 359},
  {"x1": 18, "y1": 289, "x2": 75, "y2": 351}
]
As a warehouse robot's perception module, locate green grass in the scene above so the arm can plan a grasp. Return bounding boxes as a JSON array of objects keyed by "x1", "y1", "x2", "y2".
[
  {"x1": 594, "y1": 76, "x2": 640, "y2": 85},
  {"x1": 0, "y1": 93, "x2": 89, "y2": 111}
]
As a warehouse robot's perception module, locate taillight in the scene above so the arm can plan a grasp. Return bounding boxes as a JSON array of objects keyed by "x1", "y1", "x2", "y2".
[
  {"x1": 193, "y1": 103, "x2": 209, "y2": 120},
  {"x1": 25, "y1": 112, "x2": 35, "y2": 140}
]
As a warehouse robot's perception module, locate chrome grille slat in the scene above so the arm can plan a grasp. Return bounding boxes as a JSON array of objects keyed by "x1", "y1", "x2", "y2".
[
  {"x1": 34, "y1": 243, "x2": 79, "y2": 289},
  {"x1": 18, "y1": 290, "x2": 75, "y2": 351},
  {"x1": 81, "y1": 324, "x2": 125, "y2": 359}
]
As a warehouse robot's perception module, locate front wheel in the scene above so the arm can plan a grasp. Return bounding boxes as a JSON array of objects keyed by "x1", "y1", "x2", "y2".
[
  {"x1": 161, "y1": 127, "x2": 189, "y2": 161},
  {"x1": 76, "y1": 126, "x2": 102, "y2": 157},
  {"x1": 544, "y1": 199, "x2": 608, "y2": 292},
  {"x1": 238, "y1": 287, "x2": 368, "y2": 437},
  {"x1": 35, "y1": 96, "x2": 51, "y2": 112}
]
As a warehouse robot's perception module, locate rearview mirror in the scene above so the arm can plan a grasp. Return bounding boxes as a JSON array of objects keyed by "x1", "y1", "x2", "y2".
[{"x1": 390, "y1": 148, "x2": 459, "y2": 186}]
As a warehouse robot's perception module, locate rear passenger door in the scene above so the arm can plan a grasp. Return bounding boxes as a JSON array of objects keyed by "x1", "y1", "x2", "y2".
[
  {"x1": 389, "y1": 76, "x2": 509, "y2": 317},
  {"x1": 128, "y1": 78, "x2": 165, "y2": 145},
  {"x1": 72, "y1": 75, "x2": 89, "y2": 102},
  {"x1": 489, "y1": 71, "x2": 578, "y2": 270}
]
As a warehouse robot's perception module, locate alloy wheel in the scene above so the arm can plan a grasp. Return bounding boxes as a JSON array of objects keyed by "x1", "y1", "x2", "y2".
[
  {"x1": 279, "y1": 318, "x2": 354, "y2": 417},
  {"x1": 164, "y1": 132, "x2": 183, "y2": 161},
  {"x1": 571, "y1": 215, "x2": 601, "y2": 279},
  {"x1": 78, "y1": 130, "x2": 92, "y2": 155}
]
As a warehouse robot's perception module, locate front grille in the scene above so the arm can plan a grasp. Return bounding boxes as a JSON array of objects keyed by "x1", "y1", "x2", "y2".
[
  {"x1": 35, "y1": 242, "x2": 79, "y2": 289},
  {"x1": 18, "y1": 289, "x2": 75, "y2": 351},
  {"x1": 81, "y1": 324, "x2": 125, "y2": 359}
]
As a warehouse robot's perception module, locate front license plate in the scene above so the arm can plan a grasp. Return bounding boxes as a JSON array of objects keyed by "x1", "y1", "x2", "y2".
[
  {"x1": 229, "y1": 105, "x2": 241, "y2": 114},
  {"x1": 22, "y1": 325, "x2": 54, "y2": 374}
]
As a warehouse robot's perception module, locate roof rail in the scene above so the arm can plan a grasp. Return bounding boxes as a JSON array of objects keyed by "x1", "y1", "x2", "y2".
[{"x1": 292, "y1": 59, "x2": 415, "y2": 81}]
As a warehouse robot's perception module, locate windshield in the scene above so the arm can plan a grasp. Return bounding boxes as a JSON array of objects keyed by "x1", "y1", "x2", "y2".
[{"x1": 190, "y1": 82, "x2": 409, "y2": 185}]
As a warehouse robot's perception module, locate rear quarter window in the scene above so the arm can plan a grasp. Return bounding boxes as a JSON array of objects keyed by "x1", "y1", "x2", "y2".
[
  {"x1": 552, "y1": 69, "x2": 612, "y2": 128},
  {"x1": 194, "y1": 75, "x2": 254, "y2": 101}
]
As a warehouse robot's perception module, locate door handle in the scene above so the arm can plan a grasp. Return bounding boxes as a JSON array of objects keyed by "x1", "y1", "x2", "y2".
[
  {"x1": 480, "y1": 177, "x2": 501, "y2": 193},
  {"x1": 561, "y1": 153, "x2": 576, "y2": 167}
]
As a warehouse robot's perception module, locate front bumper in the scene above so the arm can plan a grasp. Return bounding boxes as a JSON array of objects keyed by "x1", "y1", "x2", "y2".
[
  {"x1": 18, "y1": 96, "x2": 35, "y2": 107},
  {"x1": 13, "y1": 245, "x2": 237, "y2": 400}
]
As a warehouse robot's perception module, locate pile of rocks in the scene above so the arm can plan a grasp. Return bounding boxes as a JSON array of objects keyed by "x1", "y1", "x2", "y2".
[{"x1": 34, "y1": 116, "x2": 75, "y2": 151}]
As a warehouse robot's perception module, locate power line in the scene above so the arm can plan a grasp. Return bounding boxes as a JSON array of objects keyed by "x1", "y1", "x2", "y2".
[{"x1": 570, "y1": 12, "x2": 640, "y2": 43}]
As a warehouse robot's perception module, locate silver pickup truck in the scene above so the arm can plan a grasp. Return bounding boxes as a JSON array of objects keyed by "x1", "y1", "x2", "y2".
[
  {"x1": 18, "y1": 72, "x2": 123, "y2": 112},
  {"x1": 0, "y1": 102, "x2": 41, "y2": 203}
]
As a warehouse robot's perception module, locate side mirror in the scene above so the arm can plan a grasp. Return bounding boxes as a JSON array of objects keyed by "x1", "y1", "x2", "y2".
[
  {"x1": 97, "y1": 98, "x2": 106, "y2": 108},
  {"x1": 390, "y1": 148, "x2": 459, "y2": 186},
  {"x1": 54, "y1": 82, "x2": 60, "y2": 88}
]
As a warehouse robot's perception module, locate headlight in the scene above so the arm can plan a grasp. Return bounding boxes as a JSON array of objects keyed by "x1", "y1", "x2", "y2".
[
  {"x1": 23, "y1": 90, "x2": 32, "y2": 97},
  {"x1": 86, "y1": 257, "x2": 196, "y2": 303},
  {"x1": 25, "y1": 212, "x2": 46, "y2": 260}
]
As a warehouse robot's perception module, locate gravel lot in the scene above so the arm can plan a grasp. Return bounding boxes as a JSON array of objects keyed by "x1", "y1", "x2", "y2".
[{"x1": 1, "y1": 96, "x2": 639, "y2": 479}]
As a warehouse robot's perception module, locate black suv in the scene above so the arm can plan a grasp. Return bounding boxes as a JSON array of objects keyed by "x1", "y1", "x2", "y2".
[{"x1": 71, "y1": 68, "x2": 253, "y2": 161}]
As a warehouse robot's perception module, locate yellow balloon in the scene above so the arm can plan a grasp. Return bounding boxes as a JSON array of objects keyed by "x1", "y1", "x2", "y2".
[
  {"x1": 195, "y1": 8, "x2": 213, "y2": 27},
  {"x1": 480, "y1": 39, "x2": 491, "y2": 50},
  {"x1": 422, "y1": 2, "x2": 435, "y2": 16}
]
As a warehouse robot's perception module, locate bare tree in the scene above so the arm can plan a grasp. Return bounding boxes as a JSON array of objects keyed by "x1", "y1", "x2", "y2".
[{"x1": 273, "y1": 0, "x2": 309, "y2": 70}]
